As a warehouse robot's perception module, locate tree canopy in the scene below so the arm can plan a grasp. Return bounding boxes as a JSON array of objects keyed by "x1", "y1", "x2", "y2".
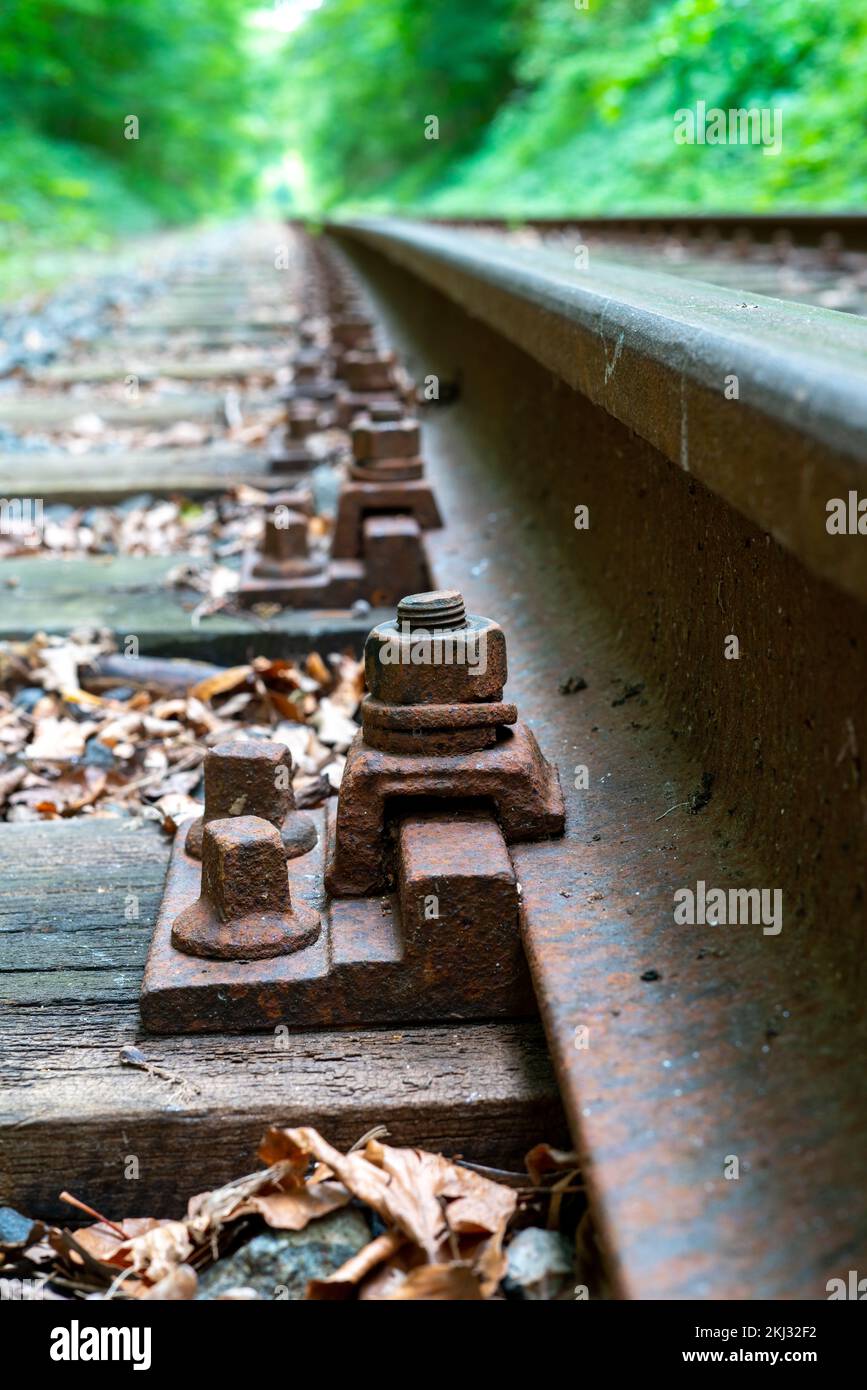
[
  {"x1": 1, "y1": 0, "x2": 863, "y2": 269},
  {"x1": 286, "y1": 0, "x2": 867, "y2": 214}
]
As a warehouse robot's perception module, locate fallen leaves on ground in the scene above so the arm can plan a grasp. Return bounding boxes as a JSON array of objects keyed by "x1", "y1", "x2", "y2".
[
  {"x1": 0, "y1": 1127, "x2": 592, "y2": 1301},
  {"x1": 260, "y1": 1126, "x2": 515, "y2": 1296},
  {"x1": 0, "y1": 483, "x2": 322, "y2": 564},
  {"x1": 0, "y1": 630, "x2": 363, "y2": 823}
]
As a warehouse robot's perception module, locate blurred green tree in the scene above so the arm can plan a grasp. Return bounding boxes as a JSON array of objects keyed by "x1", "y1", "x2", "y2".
[
  {"x1": 0, "y1": 0, "x2": 285, "y2": 249},
  {"x1": 1, "y1": 0, "x2": 864, "y2": 265},
  {"x1": 287, "y1": 0, "x2": 867, "y2": 213},
  {"x1": 286, "y1": 0, "x2": 531, "y2": 209}
]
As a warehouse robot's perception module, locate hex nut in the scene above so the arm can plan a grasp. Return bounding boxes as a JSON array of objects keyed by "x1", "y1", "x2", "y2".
[
  {"x1": 364, "y1": 604, "x2": 507, "y2": 706},
  {"x1": 352, "y1": 418, "x2": 420, "y2": 462}
]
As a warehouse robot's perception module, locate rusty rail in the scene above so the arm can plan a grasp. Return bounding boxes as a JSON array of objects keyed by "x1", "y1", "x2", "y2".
[
  {"x1": 408, "y1": 212, "x2": 867, "y2": 252},
  {"x1": 325, "y1": 217, "x2": 867, "y2": 1299}
]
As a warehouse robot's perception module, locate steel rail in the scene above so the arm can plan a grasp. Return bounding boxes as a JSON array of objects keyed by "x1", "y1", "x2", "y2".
[
  {"x1": 333, "y1": 218, "x2": 867, "y2": 606},
  {"x1": 327, "y1": 218, "x2": 867, "y2": 1299},
  {"x1": 417, "y1": 213, "x2": 867, "y2": 251}
]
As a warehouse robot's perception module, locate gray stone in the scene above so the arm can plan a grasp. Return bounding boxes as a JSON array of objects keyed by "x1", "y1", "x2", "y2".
[
  {"x1": 0, "y1": 1205, "x2": 39, "y2": 1249},
  {"x1": 197, "y1": 1207, "x2": 371, "y2": 1301},
  {"x1": 503, "y1": 1227, "x2": 574, "y2": 1301}
]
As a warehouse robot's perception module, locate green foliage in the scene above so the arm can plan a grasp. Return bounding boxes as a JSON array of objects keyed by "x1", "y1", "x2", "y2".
[
  {"x1": 0, "y1": 0, "x2": 286, "y2": 263},
  {"x1": 285, "y1": 0, "x2": 531, "y2": 211},
  {"x1": 288, "y1": 0, "x2": 867, "y2": 213},
  {"x1": 1, "y1": 0, "x2": 863, "y2": 278}
]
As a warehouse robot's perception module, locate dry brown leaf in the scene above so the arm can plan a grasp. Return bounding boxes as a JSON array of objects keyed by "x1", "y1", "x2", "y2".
[
  {"x1": 148, "y1": 791, "x2": 202, "y2": 833},
  {"x1": 260, "y1": 1128, "x2": 516, "y2": 1268},
  {"x1": 206, "y1": 690, "x2": 252, "y2": 721},
  {"x1": 252, "y1": 656, "x2": 303, "y2": 691},
  {"x1": 138, "y1": 1263, "x2": 198, "y2": 1300},
  {"x1": 33, "y1": 636, "x2": 109, "y2": 694},
  {"x1": 27, "y1": 716, "x2": 98, "y2": 762},
  {"x1": 470, "y1": 1224, "x2": 509, "y2": 1295},
  {"x1": 97, "y1": 713, "x2": 142, "y2": 747},
  {"x1": 120, "y1": 1220, "x2": 193, "y2": 1283},
  {"x1": 307, "y1": 1231, "x2": 404, "y2": 1300},
  {"x1": 383, "y1": 1262, "x2": 484, "y2": 1301},
  {"x1": 265, "y1": 689, "x2": 307, "y2": 721},
  {"x1": 70, "y1": 1217, "x2": 165, "y2": 1268},
  {"x1": 305, "y1": 651, "x2": 331, "y2": 687},
  {"x1": 357, "y1": 1256, "x2": 417, "y2": 1300},
  {"x1": 183, "y1": 695, "x2": 223, "y2": 733},
  {"x1": 330, "y1": 654, "x2": 365, "y2": 714},
  {"x1": 240, "y1": 1182, "x2": 350, "y2": 1231},
  {"x1": 25, "y1": 768, "x2": 108, "y2": 816},
  {"x1": 525, "y1": 1143, "x2": 581, "y2": 1187},
  {"x1": 186, "y1": 1158, "x2": 311, "y2": 1240},
  {"x1": 190, "y1": 665, "x2": 252, "y2": 703},
  {"x1": 311, "y1": 698, "x2": 360, "y2": 751}
]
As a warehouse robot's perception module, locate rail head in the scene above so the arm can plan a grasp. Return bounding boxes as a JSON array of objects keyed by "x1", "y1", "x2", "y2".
[{"x1": 332, "y1": 216, "x2": 867, "y2": 607}]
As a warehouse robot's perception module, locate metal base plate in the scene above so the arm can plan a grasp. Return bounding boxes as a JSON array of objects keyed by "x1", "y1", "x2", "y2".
[{"x1": 140, "y1": 805, "x2": 538, "y2": 1034}]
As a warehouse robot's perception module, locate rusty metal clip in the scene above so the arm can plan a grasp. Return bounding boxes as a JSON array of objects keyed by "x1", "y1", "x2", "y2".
[{"x1": 140, "y1": 591, "x2": 565, "y2": 1033}]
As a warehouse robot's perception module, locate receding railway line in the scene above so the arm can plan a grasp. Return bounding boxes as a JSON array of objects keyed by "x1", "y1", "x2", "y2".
[{"x1": 1, "y1": 216, "x2": 866, "y2": 1300}]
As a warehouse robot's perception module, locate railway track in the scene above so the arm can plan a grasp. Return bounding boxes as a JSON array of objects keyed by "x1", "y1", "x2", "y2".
[
  {"x1": 327, "y1": 215, "x2": 867, "y2": 1299},
  {"x1": 1, "y1": 215, "x2": 865, "y2": 1300},
  {"x1": 343, "y1": 214, "x2": 867, "y2": 315}
]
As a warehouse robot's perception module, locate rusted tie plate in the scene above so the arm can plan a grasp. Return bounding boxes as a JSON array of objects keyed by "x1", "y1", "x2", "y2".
[
  {"x1": 241, "y1": 351, "x2": 440, "y2": 609},
  {"x1": 140, "y1": 589, "x2": 565, "y2": 1032}
]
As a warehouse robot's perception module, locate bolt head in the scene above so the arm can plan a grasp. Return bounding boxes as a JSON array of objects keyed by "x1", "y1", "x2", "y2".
[
  {"x1": 173, "y1": 815, "x2": 321, "y2": 960},
  {"x1": 254, "y1": 511, "x2": 324, "y2": 578},
  {"x1": 204, "y1": 739, "x2": 293, "y2": 824},
  {"x1": 201, "y1": 815, "x2": 291, "y2": 922}
]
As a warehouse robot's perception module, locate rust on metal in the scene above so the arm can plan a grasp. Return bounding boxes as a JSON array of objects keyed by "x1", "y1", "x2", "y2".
[
  {"x1": 342, "y1": 350, "x2": 396, "y2": 394},
  {"x1": 332, "y1": 414, "x2": 442, "y2": 559},
  {"x1": 362, "y1": 515, "x2": 432, "y2": 606},
  {"x1": 351, "y1": 416, "x2": 421, "y2": 469},
  {"x1": 239, "y1": 491, "x2": 432, "y2": 609},
  {"x1": 241, "y1": 414, "x2": 436, "y2": 611},
  {"x1": 286, "y1": 400, "x2": 321, "y2": 440},
  {"x1": 334, "y1": 390, "x2": 405, "y2": 429},
  {"x1": 267, "y1": 484, "x2": 314, "y2": 517},
  {"x1": 279, "y1": 350, "x2": 338, "y2": 407},
  {"x1": 364, "y1": 400, "x2": 405, "y2": 423},
  {"x1": 281, "y1": 380, "x2": 338, "y2": 406},
  {"x1": 396, "y1": 811, "x2": 533, "y2": 1013},
  {"x1": 172, "y1": 815, "x2": 321, "y2": 961},
  {"x1": 251, "y1": 509, "x2": 325, "y2": 580},
  {"x1": 141, "y1": 803, "x2": 537, "y2": 1031},
  {"x1": 268, "y1": 395, "x2": 322, "y2": 471},
  {"x1": 316, "y1": 227, "x2": 867, "y2": 1296},
  {"x1": 185, "y1": 738, "x2": 317, "y2": 861},
  {"x1": 332, "y1": 314, "x2": 375, "y2": 348},
  {"x1": 268, "y1": 443, "x2": 317, "y2": 474},
  {"x1": 140, "y1": 589, "x2": 564, "y2": 1033},
  {"x1": 332, "y1": 478, "x2": 441, "y2": 559},
  {"x1": 326, "y1": 589, "x2": 564, "y2": 896},
  {"x1": 293, "y1": 349, "x2": 331, "y2": 384},
  {"x1": 326, "y1": 719, "x2": 563, "y2": 897}
]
